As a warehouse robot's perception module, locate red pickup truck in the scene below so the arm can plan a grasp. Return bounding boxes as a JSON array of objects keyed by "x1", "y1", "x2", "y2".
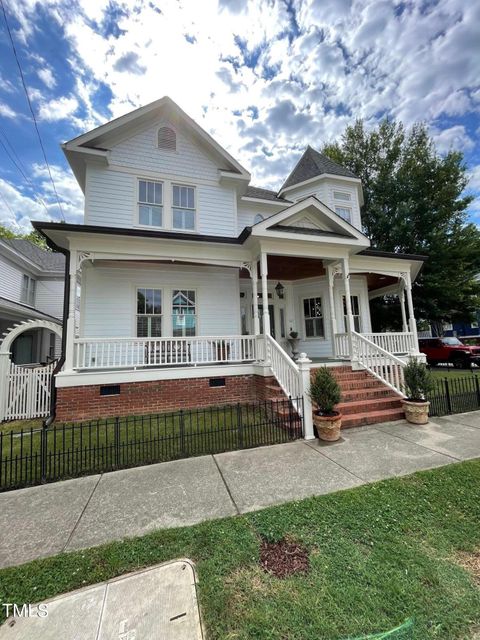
[{"x1": 418, "y1": 337, "x2": 480, "y2": 368}]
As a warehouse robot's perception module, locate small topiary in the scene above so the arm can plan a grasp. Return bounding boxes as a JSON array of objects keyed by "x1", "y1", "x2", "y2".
[
  {"x1": 309, "y1": 367, "x2": 342, "y2": 416},
  {"x1": 403, "y1": 358, "x2": 434, "y2": 401}
]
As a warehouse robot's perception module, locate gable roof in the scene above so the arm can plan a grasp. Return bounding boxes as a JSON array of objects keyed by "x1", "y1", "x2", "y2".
[
  {"x1": 279, "y1": 146, "x2": 358, "y2": 193},
  {"x1": 244, "y1": 186, "x2": 291, "y2": 203},
  {"x1": 0, "y1": 238, "x2": 65, "y2": 272},
  {"x1": 63, "y1": 96, "x2": 250, "y2": 191}
]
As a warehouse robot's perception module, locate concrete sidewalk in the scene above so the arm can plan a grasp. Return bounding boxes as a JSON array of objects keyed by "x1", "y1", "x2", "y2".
[{"x1": 1, "y1": 411, "x2": 480, "y2": 569}]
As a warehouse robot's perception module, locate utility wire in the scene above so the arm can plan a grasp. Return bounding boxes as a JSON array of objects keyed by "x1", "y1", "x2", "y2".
[
  {"x1": 0, "y1": 187, "x2": 16, "y2": 218},
  {"x1": 0, "y1": 0, "x2": 64, "y2": 219}
]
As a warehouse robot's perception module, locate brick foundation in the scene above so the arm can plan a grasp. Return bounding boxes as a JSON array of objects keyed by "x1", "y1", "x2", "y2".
[{"x1": 55, "y1": 374, "x2": 275, "y2": 422}]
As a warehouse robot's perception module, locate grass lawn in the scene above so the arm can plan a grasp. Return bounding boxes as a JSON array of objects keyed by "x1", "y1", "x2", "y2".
[
  {"x1": 1, "y1": 460, "x2": 480, "y2": 639},
  {"x1": 429, "y1": 366, "x2": 480, "y2": 381}
]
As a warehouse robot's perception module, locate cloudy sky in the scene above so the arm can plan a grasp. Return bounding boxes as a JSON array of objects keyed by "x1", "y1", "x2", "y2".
[{"x1": 0, "y1": 0, "x2": 479, "y2": 233}]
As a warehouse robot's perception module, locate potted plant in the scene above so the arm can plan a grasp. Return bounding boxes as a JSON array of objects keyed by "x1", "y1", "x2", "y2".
[
  {"x1": 287, "y1": 330, "x2": 300, "y2": 360},
  {"x1": 309, "y1": 367, "x2": 343, "y2": 441},
  {"x1": 402, "y1": 358, "x2": 434, "y2": 425}
]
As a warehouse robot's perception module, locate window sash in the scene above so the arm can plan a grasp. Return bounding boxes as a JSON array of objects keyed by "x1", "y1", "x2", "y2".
[
  {"x1": 138, "y1": 180, "x2": 163, "y2": 227},
  {"x1": 136, "y1": 288, "x2": 162, "y2": 337},
  {"x1": 303, "y1": 297, "x2": 324, "y2": 338},
  {"x1": 335, "y1": 206, "x2": 352, "y2": 222},
  {"x1": 172, "y1": 185, "x2": 195, "y2": 230},
  {"x1": 21, "y1": 275, "x2": 35, "y2": 306},
  {"x1": 343, "y1": 295, "x2": 361, "y2": 332},
  {"x1": 333, "y1": 191, "x2": 351, "y2": 201},
  {"x1": 172, "y1": 290, "x2": 196, "y2": 337}
]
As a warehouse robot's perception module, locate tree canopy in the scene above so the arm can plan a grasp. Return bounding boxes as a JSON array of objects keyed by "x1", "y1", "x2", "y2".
[
  {"x1": 0, "y1": 223, "x2": 47, "y2": 249},
  {"x1": 323, "y1": 120, "x2": 480, "y2": 330}
]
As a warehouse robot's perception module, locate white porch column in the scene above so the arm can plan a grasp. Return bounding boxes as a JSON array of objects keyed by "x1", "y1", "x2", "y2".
[
  {"x1": 64, "y1": 249, "x2": 78, "y2": 371},
  {"x1": 404, "y1": 272, "x2": 419, "y2": 353},
  {"x1": 327, "y1": 265, "x2": 337, "y2": 356},
  {"x1": 250, "y1": 260, "x2": 260, "y2": 335},
  {"x1": 342, "y1": 257, "x2": 355, "y2": 359},
  {"x1": 297, "y1": 353, "x2": 315, "y2": 440},
  {"x1": 399, "y1": 287, "x2": 408, "y2": 333},
  {"x1": 260, "y1": 251, "x2": 270, "y2": 336}
]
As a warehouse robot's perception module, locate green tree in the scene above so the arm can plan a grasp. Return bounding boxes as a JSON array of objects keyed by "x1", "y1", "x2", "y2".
[
  {"x1": 323, "y1": 120, "x2": 480, "y2": 330},
  {"x1": 0, "y1": 223, "x2": 48, "y2": 249}
]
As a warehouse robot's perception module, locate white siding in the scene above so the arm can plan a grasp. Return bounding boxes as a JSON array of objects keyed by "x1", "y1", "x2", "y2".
[
  {"x1": 237, "y1": 202, "x2": 284, "y2": 233},
  {"x1": 197, "y1": 184, "x2": 236, "y2": 236},
  {"x1": 85, "y1": 165, "x2": 135, "y2": 227},
  {"x1": 109, "y1": 121, "x2": 222, "y2": 182},
  {"x1": 0, "y1": 254, "x2": 25, "y2": 302},
  {"x1": 35, "y1": 278, "x2": 64, "y2": 320},
  {"x1": 81, "y1": 263, "x2": 241, "y2": 338}
]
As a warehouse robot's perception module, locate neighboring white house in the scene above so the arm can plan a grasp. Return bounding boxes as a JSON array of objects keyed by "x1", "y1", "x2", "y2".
[
  {"x1": 33, "y1": 96, "x2": 425, "y2": 426},
  {"x1": 0, "y1": 238, "x2": 64, "y2": 364}
]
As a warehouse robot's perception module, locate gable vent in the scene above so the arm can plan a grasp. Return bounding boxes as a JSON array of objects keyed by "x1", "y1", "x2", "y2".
[{"x1": 158, "y1": 126, "x2": 176, "y2": 151}]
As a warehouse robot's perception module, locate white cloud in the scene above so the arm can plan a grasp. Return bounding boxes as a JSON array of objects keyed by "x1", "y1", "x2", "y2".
[
  {"x1": 37, "y1": 96, "x2": 79, "y2": 122},
  {"x1": 0, "y1": 103, "x2": 18, "y2": 118},
  {"x1": 38, "y1": 67, "x2": 56, "y2": 89},
  {"x1": 432, "y1": 125, "x2": 475, "y2": 153},
  {"x1": 468, "y1": 165, "x2": 480, "y2": 191}
]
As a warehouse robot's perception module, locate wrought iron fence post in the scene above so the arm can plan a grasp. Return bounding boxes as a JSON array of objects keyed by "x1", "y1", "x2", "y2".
[
  {"x1": 114, "y1": 417, "x2": 120, "y2": 467},
  {"x1": 444, "y1": 378, "x2": 452, "y2": 414},
  {"x1": 237, "y1": 403, "x2": 243, "y2": 449},
  {"x1": 288, "y1": 396, "x2": 294, "y2": 438},
  {"x1": 475, "y1": 375, "x2": 480, "y2": 409},
  {"x1": 179, "y1": 410, "x2": 186, "y2": 457},
  {"x1": 40, "y1": 422, "x2": 48, "y2": 484}
]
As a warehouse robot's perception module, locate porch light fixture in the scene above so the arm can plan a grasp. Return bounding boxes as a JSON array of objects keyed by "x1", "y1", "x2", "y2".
[{"x1": 275, "y1": 282, "x2": 285, "y2": 299}]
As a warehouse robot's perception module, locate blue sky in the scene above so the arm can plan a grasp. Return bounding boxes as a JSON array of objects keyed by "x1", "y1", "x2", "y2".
[{"x1": 0, "y1": 0, "x2": 479, "y2": 232}]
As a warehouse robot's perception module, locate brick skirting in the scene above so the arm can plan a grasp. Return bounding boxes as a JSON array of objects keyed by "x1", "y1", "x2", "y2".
[{"x1": 55, "y1": 374, "x2": 278, "y2": 422}]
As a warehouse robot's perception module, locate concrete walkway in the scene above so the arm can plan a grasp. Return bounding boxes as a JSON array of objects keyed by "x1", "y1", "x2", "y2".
[{"x1": 1, "y1": 411, "x2": 480, "y2": 569}]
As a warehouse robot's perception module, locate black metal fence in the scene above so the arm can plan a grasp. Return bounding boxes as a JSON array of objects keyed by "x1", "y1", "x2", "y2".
[
  {"x1": 428, "y1": 375, "x2": 480, "y2": 416},
  {"x1": 0, "y1": 397, "x2": 303, "y2": 491}
]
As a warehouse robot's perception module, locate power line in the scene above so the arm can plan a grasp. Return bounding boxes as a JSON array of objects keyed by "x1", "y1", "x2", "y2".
[
  {"x1": 0, "y1": 187, "x2": 16, "y2": 219},
  {"x1": 0, "y1": 127, "x2": 50, "y2": 213},
  {"x1": 0, "y1": 0, "x2": 64, "y2": 220}
]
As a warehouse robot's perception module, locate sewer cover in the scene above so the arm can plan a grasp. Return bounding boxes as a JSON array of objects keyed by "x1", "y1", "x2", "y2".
[{"x1": 0, "y1": 559, "x2": 203, "y2": 639}]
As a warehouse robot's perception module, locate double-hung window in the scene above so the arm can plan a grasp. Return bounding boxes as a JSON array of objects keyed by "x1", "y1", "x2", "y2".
[
  {"x1": 172, "y1": 290, "x2": 196, "y2": 336},
  {"x1": 333, "y1": 190, "x2": 352, "y2": 223},
  {"x1": 21, "y1": 274, "x2": 36, "y2": 306},
  {"x1": 137, "y1": 288, "x2": 162, "y2": 337},
  {"x1": 343, "y1": 295, "x2": 361, "y2": 332},
  {"x1": 172, "y1": 185, "x2": 195, "y2": 231},
  {"x1": 138, "y1": 180, "x2": 163, "y2": 227},
  {"x1": 303, "y1": 297, "x2": 324, "y2": 338}
]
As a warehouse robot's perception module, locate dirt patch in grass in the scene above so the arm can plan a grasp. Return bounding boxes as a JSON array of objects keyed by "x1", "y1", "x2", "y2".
[
  {"x1": 457, "y1": 550, "x2": 480, "y2": 585},
  {"x1": 259, "y1": 538, "x2": 309, "y2": 578}
]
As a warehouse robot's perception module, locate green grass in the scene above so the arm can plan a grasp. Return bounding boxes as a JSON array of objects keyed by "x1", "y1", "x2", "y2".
[
  {"x1": 0, "y1": 404, "x2": 296, "y2": 489},
  {"x1": 429, "y1": 367, "x2": 480, "y2": 381},
  {"x1": 1, "y1": 460, "x2": 480, "y2": 639}
]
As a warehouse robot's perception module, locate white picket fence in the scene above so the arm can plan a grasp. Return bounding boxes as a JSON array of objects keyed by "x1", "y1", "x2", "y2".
[{"x1": 1, "y1": 361, "x2": 55, "y2": 421}]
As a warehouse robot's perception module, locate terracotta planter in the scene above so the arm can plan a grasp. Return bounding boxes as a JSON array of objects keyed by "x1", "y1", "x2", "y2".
[
  {"x1": 402, "y1": 399, "x2": 430, "y2": 425},
  {"x1": 313, "y1": 411, "x2": 342, "y2": 441}
]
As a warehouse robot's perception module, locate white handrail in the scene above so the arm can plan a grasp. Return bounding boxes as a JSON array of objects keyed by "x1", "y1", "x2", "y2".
[
  {"x1": 265, "y1": 334, "x2": 301, "y2": 402},
  {"x1": 352, "y1": 331, "x2": 405, "y2": 395},
  {"x1": 362, "y1": 332, "x2": 415, "y2": 354},
  {"x1": 73, "y1": 335, "x2": 257, "y2": 369}
]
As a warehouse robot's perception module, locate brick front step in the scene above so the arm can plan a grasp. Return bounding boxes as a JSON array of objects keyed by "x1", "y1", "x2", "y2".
[
  {"x1": 342, "y1": 408, "x2": 405, "y2": 429},
  {"x1": 341, "y1": 387, "x2": 399, "y2": 401},
  {"x1": 338, "y1": 396, "x2": 402, "y2": 416}
]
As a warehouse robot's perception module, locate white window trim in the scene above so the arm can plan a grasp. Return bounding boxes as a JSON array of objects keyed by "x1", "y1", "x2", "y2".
[
  {"x1": 135, "y1": 286, "x2": 163, "y2": 338},
  {"x1": 334, "y1": 205, "x2": 353, "y2": 223},
  {"x1": 172, "y1": 183, "x2": 197, "y2": 233},
  {"x1": 333, "y1": 190, "x2": 352, "y2": 202},
  {"x1": 302, "y1": 295, "x2": 326, "y2": 340},
  {"x1": 342, "y1": 294, "x2": 362, "y2": 333},
  {"x1": 21, "y1": 274, "x2": 36, "y2": 307},
  {"x1": 137, "y1": 178, "x2": 164, "y2": 229},
  {"x1": 172, "y1": 288, "x2": 198, "y2": 337}
]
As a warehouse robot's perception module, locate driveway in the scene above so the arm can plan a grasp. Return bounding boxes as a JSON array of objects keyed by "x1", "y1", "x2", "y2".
[{"x1": 1, "y1": 411, "x2": 479, "y2": 569}]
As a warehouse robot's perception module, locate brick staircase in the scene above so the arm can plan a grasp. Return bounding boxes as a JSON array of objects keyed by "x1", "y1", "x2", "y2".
[{"x1": 264, "y1": 366, "x2": 404, "y2": 431}]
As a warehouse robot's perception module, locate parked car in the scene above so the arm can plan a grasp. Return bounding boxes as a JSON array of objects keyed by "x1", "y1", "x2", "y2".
[{"x1": 418, "y1": 337, "x2": 480, "y2": 369}]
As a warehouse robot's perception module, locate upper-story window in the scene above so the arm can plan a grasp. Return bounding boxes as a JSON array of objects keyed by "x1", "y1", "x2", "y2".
[
  {"x1": 21, "y1": 274, "x2": 36, "y2": 306},
  {"x1": 138, "y1": 179, "x2": 163, "y2": 227},
  {"x1": 157, "y1": 126, "x2": 176, "y2": 151},
  {"x1": 172, "y1": 185, "x2": 196, "y2": 231},
  {"x1": 333, "y1": 190, "x2": 352, "y2": 223}
]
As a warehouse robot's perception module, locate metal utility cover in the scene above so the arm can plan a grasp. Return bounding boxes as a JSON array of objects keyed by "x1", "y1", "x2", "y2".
[{"x1": 0, "y1": 560, "x2": 203, "y2": 639}]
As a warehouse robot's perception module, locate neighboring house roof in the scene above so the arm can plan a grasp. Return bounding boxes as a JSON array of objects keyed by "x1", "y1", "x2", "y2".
[
  {"x1": 0, "y1": 296, "x2": 62, "y2": 323},
  {"x1": 1, "y1": 238, "x2": 65, "y2": 273},
  {"x1": 280, "y1": 146, "x2": 358, "y2": 192},
  {"x1": 243, "y1": 186, "x2": 291, "y2": 203}
]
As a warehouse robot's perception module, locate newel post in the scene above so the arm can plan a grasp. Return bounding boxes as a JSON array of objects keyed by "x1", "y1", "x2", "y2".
[
  {"x1": 0, "y1": 352, "x2": 10, "y2": 421},
  {"x1": 297, "y1": 353, "x2": 314, "y2": 440}
]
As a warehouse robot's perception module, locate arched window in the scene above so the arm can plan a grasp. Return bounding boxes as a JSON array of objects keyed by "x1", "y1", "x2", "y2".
[
  {"x1": 157, "y1": 126, "x2": 176, "y2": 151},
  {"x1": 254, "y1": 214, "x2": 264, "y2": 224}
]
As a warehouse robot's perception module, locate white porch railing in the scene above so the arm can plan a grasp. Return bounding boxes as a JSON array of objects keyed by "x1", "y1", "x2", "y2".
[
  {"x1": 265, "y1": 334, "x2": 301, "y2": 402},
  {"x1": 352, "y1": 332, "x2": 405, "y2": 395},
  {"x1": 73, "y1": 335, "x2": 258, "y2": 370},
  {"x1": 335, "y1": 331, "x2": 416, "y2": 357}
]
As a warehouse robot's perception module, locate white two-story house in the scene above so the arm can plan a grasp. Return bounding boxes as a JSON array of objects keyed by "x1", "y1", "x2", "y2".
[
  {"x1": 0, "y1": 238, "x2": 64, "y2": 364},
  {"x1": 33, "y1": 97, "x2": 425, "y2": 428}
]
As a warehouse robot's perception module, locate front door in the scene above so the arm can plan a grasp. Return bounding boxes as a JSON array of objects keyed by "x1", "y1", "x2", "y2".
[{"x1": 259, "y1": 304, "x2": 276, "y2": 338}]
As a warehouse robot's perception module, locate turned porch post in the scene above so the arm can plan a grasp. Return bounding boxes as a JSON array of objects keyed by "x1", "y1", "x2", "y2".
[
  {"x1": 399, "y1": 286, "x2": 408, "y2": 333},
  {"x1": 342, "y1": 257, "x2": 355, "y2": 359},
  {"x1": 250, "y1": 260, "x2": 260, "y2": 335},
  {"x1": 327, "y1": 265, "x2": 337, "y2": 356},
  {"x1": 404, "y1": 271, "x2": 419, "y2": 353},
  {"x1": 260, "y1": 251, "x2": 270, "y2": 336}
]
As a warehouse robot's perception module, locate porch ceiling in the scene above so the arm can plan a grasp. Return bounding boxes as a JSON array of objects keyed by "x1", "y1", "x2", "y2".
[
  {"x1": 365, "y1": 273, "x2": 399, "y2": 291},
  {"x1": 240, "y1": 255, "x2": 326, "y2": 280}
]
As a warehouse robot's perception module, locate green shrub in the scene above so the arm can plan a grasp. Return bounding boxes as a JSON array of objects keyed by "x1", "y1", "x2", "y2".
[
  {"x1": 309, "y1": 367, "x2": 342, "y2": 415},
  {"x1": 403, "y1": 358, "x2": 434, "y2": 401}
]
